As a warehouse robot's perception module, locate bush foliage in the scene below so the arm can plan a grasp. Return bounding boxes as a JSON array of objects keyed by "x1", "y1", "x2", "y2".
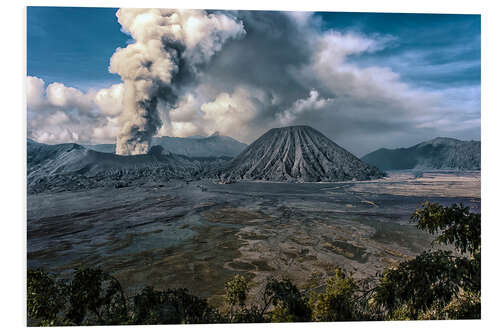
[{"x1": 27, "y1": 201, "x2": 480, "y2": 325}]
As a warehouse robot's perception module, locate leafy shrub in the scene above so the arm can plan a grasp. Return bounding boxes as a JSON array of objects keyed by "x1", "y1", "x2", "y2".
[
  {"x1": 27, "y1": 269, "x2": 68, "y2": 326},
  {"x1": 66, "y1": 268, "x2": 127, "y2": 325},
  {"x1": 224, "y1": 274, "x2": 249, "y2": 308},
  {"x1": 264, "y1": 277, "x2": 311, "y2": 322},
  {"x1": 130, "y1": 286, "x2": 220, "y2": 324},
  {"x1": 309, "y1": 268, "x2": 358, "y2": 321}
]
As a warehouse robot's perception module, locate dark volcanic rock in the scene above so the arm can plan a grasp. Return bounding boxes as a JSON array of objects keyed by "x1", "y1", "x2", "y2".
[
  {"x1": 27, "y1": 139, "x2": 230, "y2": 193},
  {"x1": 218, "y1": 125, "x2": 385, "y2": 182},
  {"x1": 361, "y1": 137, "x2": 481, "y2": 171}
]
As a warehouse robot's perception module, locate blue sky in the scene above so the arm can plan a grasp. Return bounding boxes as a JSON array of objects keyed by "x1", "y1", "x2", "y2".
[
  {"x1": 28, "y1": 8, "x2": 480, "y2": 92},
  {"x1": 26, "y1": 8, "x2": 481, "y2": 155},
  {"x1": 27, "y1": 7, "x2": 128, "y2": 91},
  {"x1": 319, "y1": 12, "x2": 480, "y2": 90}
]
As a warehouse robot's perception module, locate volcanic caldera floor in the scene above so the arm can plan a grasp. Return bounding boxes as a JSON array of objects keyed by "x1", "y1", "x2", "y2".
[{"x1": 27, "y1": 170, "x2": 480, "y2": 306}]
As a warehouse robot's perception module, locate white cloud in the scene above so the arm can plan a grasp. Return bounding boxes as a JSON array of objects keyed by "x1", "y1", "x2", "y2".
[
  {"x1": 94, "y1": 83, "x2": 124, "y2": 117},
  {"x1": 26, "y1": 76, "x2": 123, "y2": 145},
  {"x1": 45, "y1": 110, "x2": 70, "y2": 126},
  {"x1": 168, "y1": 93, "x2": 200, "y2": 123},
  {"x1": 279, "y1": 90, "x2": 334, "y2": 125},
  {"x1": 169, "y1": 121, "x2": 202, "y2": 138},
  {"x1": 154, "y1": 85, "x2": 272, "y2": 142},
  {"x1": 91, "y1": 116, "x2": 121, "y2": 142},
  {"x1": 267, "y1": 29, "x2": 480, "y2": 154},
  {"x1": 46, "y1": 82, "x2": 93, "y2": 112},
  {"x1": 200, "y1": 87, "x2": 266, "y2": 141},
  {"x1": 26, "y1": 76, "x2": 46, "y2": 109},
  {"x1": 150, "y1": 28, "x2": 474, "y2": 152},
  {"x1": 285, "y1": 11, "x2": 314, "y2": 26}
]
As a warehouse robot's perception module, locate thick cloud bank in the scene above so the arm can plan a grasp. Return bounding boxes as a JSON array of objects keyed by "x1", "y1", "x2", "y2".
[
  {"x1": 27, "y1": 10, "x2": 480, "y2": 156},
  {"x1": 27, "y1": 76, "x2": 122, "y2": 144},
  {"x1": 154, "y1": 11, "x2": 480, "y2": 155}
]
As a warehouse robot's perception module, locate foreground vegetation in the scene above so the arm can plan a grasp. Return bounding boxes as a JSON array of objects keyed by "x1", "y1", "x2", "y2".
[{"x1": 27, "y1": 202, "x2": 480, "y2": 326}]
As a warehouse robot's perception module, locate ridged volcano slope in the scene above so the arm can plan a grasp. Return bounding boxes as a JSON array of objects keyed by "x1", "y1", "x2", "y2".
[{"x1": 219, "y1": 126, "x2": 384, "y2": 182}]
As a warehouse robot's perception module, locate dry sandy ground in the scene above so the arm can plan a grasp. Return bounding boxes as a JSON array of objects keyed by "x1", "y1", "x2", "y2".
[{"x1": 27, "y1": 170, "x2": 480, "y2": 306}]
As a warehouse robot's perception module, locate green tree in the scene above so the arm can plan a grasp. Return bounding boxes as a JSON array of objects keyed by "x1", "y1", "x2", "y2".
[
  {"x1": 224, "y1": 274, "x2": 251, "y2": 322},
  {"x1": 263, "y1": 277, "x2": 311, "y2": 322},
  {"x1": 27, "y1": 269, "x2": 68, "y2": 326},
  {"x1": 130, "y1": 286, "x2": 220, "y2": 324},
  {"x1": 373, "y1": 201, "x2": 481, "y2": 320},
  {"x1": 411, "y1": 201, "x2": 480, "y2": 256},
  {"x1": 224, "y1": 274, "x2": 249, "y2": 307},
  {"x1": 309, "y1": 268, "x2": 359, "y2": 321},
  {"x1": 66, "y1": 268, "x2": 127, "y2": 325}
]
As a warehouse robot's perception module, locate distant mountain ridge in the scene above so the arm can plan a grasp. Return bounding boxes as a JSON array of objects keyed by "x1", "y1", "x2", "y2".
[
  {"x1": 361, "y1": 137, "x2": 480, "y2": 171},
  {"x1": 219, "y1": 125, "x2": 384, "y2": 182},
  {"x1": 83, "y1": 133, "x2": 247, "y2": 157},
  {"x1": 27, "y1": 139, "x2": 229, "y2": 193}
]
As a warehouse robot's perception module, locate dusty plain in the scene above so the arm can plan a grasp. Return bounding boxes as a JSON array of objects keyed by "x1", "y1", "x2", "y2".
[{"x1": 27, "y1": 170, "x2": 480, "y2": 305}]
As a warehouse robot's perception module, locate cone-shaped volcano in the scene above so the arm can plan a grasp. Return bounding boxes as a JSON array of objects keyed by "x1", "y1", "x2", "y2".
[{"x1": 219, "y1": 125, "x2": 384, "y2": 182}]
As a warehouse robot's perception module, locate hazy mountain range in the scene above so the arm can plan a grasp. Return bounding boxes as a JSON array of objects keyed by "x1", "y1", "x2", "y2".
[
  {"x1": 361, "y1": 137, "x2": 480, "y2": 171},
  {"x1": 27, "y1": 127, "x2": 480, "y2": 194},
  {"x1": 27, "y1": 139, "x2": 230, "y2": 193},
  {"x1": 84, "y1": 132, "x2": 247, "y2": 158}
]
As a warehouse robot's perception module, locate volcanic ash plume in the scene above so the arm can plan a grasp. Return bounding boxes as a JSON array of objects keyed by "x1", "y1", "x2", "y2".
[{"x1": 109, "y1": 9, "x2": 245, "y2": 155}]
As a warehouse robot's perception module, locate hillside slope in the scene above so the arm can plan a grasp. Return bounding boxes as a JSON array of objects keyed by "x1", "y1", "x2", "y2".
[
  {"x1": 27, "y1": 140, "x2": 229, "y2": 193},
  {"x1": 219, "y1": 125, "x2": 384, "y2": 182},
  {"x1": 361, "y1": 137, "x2": 480, "y2": 171}
]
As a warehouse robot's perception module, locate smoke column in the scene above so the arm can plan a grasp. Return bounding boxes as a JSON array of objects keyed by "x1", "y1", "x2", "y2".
[{"x1": 109, "y1": 9, "x2": 245, "y2": 155}]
